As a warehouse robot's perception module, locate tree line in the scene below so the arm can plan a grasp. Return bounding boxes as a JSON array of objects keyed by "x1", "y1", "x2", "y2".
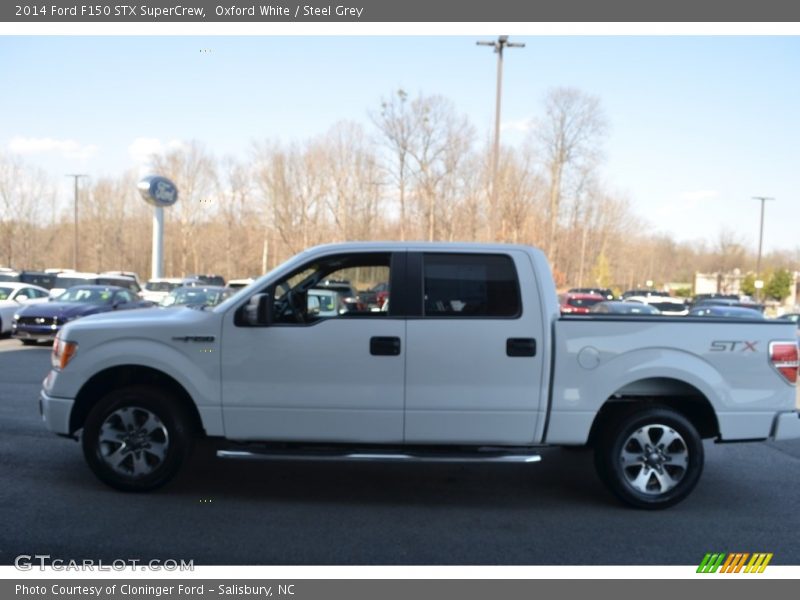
[{"x1": 1, "y1": 87, "x2": 797, "y2": 293}]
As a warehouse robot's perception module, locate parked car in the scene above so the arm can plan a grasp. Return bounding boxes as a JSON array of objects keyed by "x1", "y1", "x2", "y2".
[
  {"x1": 359, "y1": 282, "x2": 390, "y2": 310},
  {"x1": 315, "y1": 279, "x2": 365, "y2": 312},
  {"x1": 160, "y1": 286, "x2": 234, "y2": 308},
  {"x1": 41, "y1": 242, "x2": 800, "y2": 509},
  {"x1": 626, "y1": 295, "x2": 689, "y2": 316},
  {"x1": 226, "y1": 278, "x2": 255, "y2": 290},
  {"x1": 307, "y1": 288, "x2": 343, "y2": 317},
  {"x1": 0, "y1": 269, "x2": 20, "y2": 282},
  {"x1": 688, "y1": 293, "x2": 739, "y2": 307},
  {"x1": 141, "y1": 278, "x2": 183, "y2": 304},
  {"x1": 185, "y1": 273, "x2": 226, "y2": 287},
  {"x1": 568, "y1": 287, "x2": 614, "y2": 301},
  {"x1": 12, "y1": 285, "x2": 153, "y2": 344},
  {"x1": 589, "y1": 301, "x2": 661, "y2": 315},
  {"x1": 559, "y1": 292, "x2": 605, "y2": 314},
  {"x1": 620, "y1": 289, "x2": 670, "y2": 300},
  {"x1": 693, "y1": 297, "x2": 765, "y2": 313},
  {"x1": 19, "y1": 271, "x2": 57, "y2": 290},
  {"x1": 0, "y1": 283, "x2": 50, "y2": 335},
  {"x1": 50, "y1": 273, "x2": 141, "y2": 298},
  {"x1": 687, "y1": 306, "x2": 766, "y2": 319}
]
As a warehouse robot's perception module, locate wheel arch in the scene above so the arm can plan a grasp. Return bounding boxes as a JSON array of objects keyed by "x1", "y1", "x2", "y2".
[
  {"x1": 69, "y1": 364, "x2": 205, "y2": 436},
  {"x1": 587, "y1": 376, "x2": 720, "y2": 446}
]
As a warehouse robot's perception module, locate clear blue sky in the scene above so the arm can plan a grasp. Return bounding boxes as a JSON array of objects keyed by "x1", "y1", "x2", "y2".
[{"x1": 1, "y1": 35, "x2": 798, "y2": 253}]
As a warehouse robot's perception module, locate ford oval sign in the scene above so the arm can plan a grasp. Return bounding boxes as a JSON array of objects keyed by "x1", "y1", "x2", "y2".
[{"x1": 137, "y1": 175, "x2": 179, "y2": 208}]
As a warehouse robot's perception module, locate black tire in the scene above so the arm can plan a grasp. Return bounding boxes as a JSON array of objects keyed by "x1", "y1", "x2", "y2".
[
  {"x1": 594, "y1": 407, "x2": 703, "y2": 509},
  {"x1": 81, "y1": 386, "x2": 195, "y2": 492},
  {"x1": 20, "y1": 339, "x2": 38, "y2": 346}
]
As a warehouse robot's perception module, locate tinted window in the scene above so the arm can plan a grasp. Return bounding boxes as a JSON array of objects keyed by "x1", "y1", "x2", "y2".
[{"x1": 423, "y1": 253, "x2": 520, "y2": 318}]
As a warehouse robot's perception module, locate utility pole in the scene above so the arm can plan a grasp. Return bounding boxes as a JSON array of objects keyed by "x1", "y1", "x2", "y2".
[
  {"x1": 752, "y1": 196, "x2": 774, "y2": 302},
  {"x1": 66, "y1": 174, "x2": 88, "y2": 271},
  {"x1": 476, "y1": 35, "x2": 524, "y2": 240}
]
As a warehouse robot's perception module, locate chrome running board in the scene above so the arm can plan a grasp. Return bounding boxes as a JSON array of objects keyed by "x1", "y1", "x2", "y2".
[{"x1": 217, "y1": 448, "x2": 542, "y2": 464}]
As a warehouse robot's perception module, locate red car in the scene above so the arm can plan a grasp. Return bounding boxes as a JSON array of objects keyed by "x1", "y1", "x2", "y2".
[{"x1": 560, "y1": 292, "x2": 605, "y2": 314}]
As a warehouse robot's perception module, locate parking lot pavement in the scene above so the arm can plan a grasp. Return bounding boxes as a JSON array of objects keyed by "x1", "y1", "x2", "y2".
[{"x1": 2, "y1": 336, "x2": 800, "y2": 566}]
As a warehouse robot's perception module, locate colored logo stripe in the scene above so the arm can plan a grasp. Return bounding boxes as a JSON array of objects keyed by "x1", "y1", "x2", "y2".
[{"x1": 697, "y1": 553, "x2": 772, "y2": 573}]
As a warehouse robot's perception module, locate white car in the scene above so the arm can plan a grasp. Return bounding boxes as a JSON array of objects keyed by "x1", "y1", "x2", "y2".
[
  {"x1": 626, "y1": 295, "x2": 689, "y2": 316},
  {"x1": 0, "y1": 283, "x2": 50, "y2": 335},
  {"x1": 141, "y1": 278, "x2": 183, "y2": 304}
]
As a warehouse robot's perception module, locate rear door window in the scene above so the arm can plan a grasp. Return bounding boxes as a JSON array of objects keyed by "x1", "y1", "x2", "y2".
[{"x1": 422, "y1": 253, "x2": 521, "y2": 318}]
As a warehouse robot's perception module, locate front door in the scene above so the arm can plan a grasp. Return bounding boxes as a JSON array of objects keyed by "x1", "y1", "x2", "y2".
[{"x1": 220, "y1": 251, "x2": 406, "y2": 443}]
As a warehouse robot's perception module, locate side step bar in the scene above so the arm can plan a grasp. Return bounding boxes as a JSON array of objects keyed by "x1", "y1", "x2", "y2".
[{"x1": 217, "y1": 448, "x2": 542, "y2": 464}]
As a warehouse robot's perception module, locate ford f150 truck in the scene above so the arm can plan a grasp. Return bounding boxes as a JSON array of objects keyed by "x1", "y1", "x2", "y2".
[{"x1": 40, "y1": 243, "x2": 800, "y2": 508}]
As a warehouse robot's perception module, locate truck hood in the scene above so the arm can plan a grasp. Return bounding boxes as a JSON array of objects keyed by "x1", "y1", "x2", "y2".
[{"x1": 59, "y1": 306, "x2": 219, "y2": 340}]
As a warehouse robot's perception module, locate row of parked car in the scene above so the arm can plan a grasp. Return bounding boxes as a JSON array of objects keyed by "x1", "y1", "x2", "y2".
[
  {"x1": 558, "y1": 288, "x2": 797, "y2": 323},
  {"x1": 0, "y1": 266, "x2": 392, "y2": 345},
  {"x1": 0, "y1": 268, "x2": 253, "y2": 345}
]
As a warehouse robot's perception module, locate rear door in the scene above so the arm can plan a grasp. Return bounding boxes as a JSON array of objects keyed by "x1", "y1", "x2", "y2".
[{"x1": 404, "y1": 250, "x2": 547, "y2": 444}]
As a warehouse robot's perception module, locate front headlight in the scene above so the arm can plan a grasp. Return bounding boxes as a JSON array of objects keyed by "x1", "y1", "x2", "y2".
[
  {"x1": 51, "y1": 336, "x2": 78, "y2": 370},
  {"x1": 13, "y1": 313, "x2": 20, "y2": 321}
]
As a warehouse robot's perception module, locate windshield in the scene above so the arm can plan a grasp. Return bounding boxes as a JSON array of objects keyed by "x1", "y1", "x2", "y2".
[
  {"x1": 649, "y1": 302, "x2": 684, "y2": 312},
  {"x1": 567, "y1": 297, "x2": 602, "y2": 307},
  {"x1": 57, "y1": 277, "x2": 96, "y2": 289},
  {"x1": 0, "y1": 286, "x2": 13, "y2": 300},
  {"x1": 57, "y1": 287, "x2": 114, "y2": 304},
  {"x1": 162, "y1": 288, "x2": 231, "y2": 307}
]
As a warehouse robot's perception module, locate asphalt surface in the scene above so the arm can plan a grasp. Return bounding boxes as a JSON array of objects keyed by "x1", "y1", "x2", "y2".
[{"x1": 2, "y1": 336, "x2": 800, "y2": 566}]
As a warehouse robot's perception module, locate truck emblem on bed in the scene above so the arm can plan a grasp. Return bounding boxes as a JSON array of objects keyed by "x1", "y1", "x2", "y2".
[
  {"x1": 710, "y1": 341, "x2": 758, "y2": 352},
  {"x1": 172, "y1": 336, "x2": 215, "y2": 343}
]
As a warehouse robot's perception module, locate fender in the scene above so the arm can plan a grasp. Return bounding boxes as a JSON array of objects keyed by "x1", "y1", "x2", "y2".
[{"x1": 58, "y1": 336, "x2": 223, "y2": 436}]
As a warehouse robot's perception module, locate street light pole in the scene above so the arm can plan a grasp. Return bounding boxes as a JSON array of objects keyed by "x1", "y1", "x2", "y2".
[
  {"x1": 477, "y1": 35, "x2": 524, "y2": 240},
  {"x1": 752, "y1": 195, "x2": 775, "y2": 302},
  {"x1": 66, "y1": 174, "x2": 88, "y2": 271}
]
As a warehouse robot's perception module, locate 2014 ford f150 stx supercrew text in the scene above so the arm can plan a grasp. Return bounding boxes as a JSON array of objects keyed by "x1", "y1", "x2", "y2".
[{"x1": 40, "y1": 243, "x2": 800, "y2": 508}]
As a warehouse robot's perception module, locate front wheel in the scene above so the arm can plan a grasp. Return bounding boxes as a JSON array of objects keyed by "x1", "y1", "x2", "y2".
[
  {"x1": 81, "y1": 386, "x2": 194, "y2": 492},
  {"x1": 594, "y1": 407, "x2": 703, "y2": 509}
]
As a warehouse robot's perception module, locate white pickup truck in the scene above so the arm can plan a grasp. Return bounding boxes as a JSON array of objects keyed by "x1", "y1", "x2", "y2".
[{"x1": 40, "y1": 243, "x2": 800, "y2": 508}]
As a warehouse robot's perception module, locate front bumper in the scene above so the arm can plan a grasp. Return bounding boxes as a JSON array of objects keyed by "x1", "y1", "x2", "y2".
[
  {"x1": 39, "y1": 389, "x2": 74, "y2": 435},
  {"x1": 13, "y1": 324, "x2": 59, "y2": 341},
  {"x1": 772, "y1": 411, "x2": 800, "y2": 441}
]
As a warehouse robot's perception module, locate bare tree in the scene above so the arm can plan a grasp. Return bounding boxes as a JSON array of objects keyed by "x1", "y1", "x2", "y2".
[
  {"x1": 534, "y1": 87, "x2": 607, "y2": 266},
  {"x1": 372, "y1": 89, "x2": 413, "y2": 240}
]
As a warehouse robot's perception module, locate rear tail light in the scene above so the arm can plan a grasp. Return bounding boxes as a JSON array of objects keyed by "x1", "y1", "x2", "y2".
[{"x1": 769, "y1": 341, "x2": 798, "y2": 384}]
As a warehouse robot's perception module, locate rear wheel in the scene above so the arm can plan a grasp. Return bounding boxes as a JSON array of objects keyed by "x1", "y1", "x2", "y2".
[
  {"x1": 594, "y1": 407, "x2": 703, "y2": 509},
  {"x1": 81, "y1": 386, "x2": 194, "y2": 492}
]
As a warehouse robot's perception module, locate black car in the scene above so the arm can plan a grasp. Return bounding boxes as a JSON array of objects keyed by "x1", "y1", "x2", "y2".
[
  {"x1": 12, "y1": 285, "x2": 153, "y2": 344},
  {"x1": 687, "y1": 306, "x2": 766, "y2": 319},
  {"x1": 693, "y1": 297, "x2": 765, "y2": 313}
]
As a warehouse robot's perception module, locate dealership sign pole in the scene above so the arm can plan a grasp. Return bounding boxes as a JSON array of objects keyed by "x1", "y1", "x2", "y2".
[{"x1": 137, "y1": 175, "x2": 179, "y2": 279}]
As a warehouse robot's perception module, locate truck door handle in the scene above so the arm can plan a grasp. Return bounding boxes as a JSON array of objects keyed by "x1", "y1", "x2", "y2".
[
  {"x1": 507, "y1": 338, "x2": 536, "y2": 357},
  {"x1": 370, "y1": 336, "x2": 401, "y2": 356}
]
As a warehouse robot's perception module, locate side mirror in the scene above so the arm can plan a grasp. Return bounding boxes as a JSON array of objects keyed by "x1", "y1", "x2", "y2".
[{"x1": 235, "y1": 291, "x2": 273, "y2": 326}]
